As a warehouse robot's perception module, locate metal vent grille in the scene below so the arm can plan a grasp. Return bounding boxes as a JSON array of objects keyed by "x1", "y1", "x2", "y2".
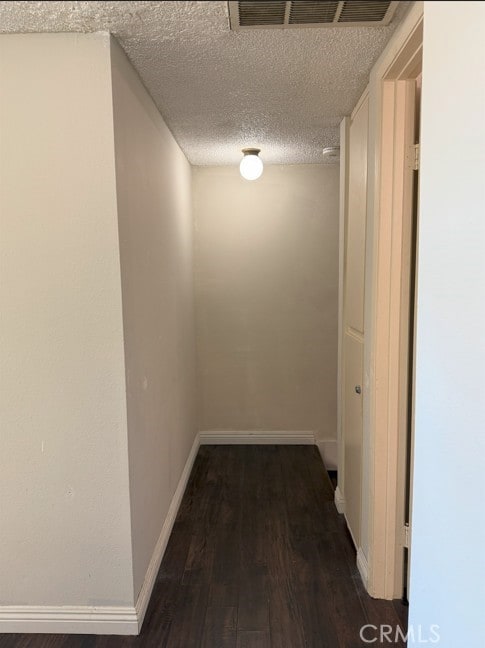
[
  {"x1": 338, "y1": 1, "x2": 392, "y2": 22},
  {"x1": 229, "y1": 1, "x2": 398, "y2": 30},
  {"x1": 289, "y1": 1, "x2": 339, "y2": 25},
  {"x1": 239, "y1": 1, "x2": 286, "y2": 25}
]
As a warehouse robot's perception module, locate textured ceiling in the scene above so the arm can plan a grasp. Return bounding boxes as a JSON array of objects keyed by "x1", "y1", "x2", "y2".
[{"x1": 0, "y1": 1, "x2": 411, "y2": 165}]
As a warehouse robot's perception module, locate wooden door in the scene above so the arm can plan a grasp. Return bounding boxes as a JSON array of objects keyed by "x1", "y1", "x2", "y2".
[{"x1": 342, "y1": 93, "x2": 369, "y2": 546}]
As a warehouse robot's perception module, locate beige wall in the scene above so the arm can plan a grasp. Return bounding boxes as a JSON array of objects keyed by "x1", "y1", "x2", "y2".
[
  {"x1": 110, "y1": 39, "x2": 197, "y2": 600},
  {"x1": 0, "y1": 33, "x2": 133, "y2": 606},
  {"x1": 0, "y1": 32, "x2": 197, "y2": 616},
  {"x1": 193, "y1": 165, "x2": 339, "y2": 456}
]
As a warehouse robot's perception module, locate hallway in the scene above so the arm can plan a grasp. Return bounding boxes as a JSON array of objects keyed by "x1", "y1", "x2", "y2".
[{"x1": 0, "y1": 446, "x2": 407, "y2": 647}]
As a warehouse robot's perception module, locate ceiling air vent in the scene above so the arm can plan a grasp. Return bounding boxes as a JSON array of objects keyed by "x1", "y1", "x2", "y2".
[
  {"x1": 229, "y1": 1, "x2": 398, "y2": 30},
  {"x1": 338, "y1": 1, "x2": 393, "y2": 22},
  {"x1": 289, "y1": 1, "x2": 340, "y2": 24},
  {"x1": 239, "y1": 1, "x2": 287, "y2": 26}
]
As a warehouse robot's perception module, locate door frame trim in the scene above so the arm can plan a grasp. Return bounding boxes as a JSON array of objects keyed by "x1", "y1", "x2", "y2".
[{"x1": 363, "y1": 2, "x2": 423, "y2": 599}]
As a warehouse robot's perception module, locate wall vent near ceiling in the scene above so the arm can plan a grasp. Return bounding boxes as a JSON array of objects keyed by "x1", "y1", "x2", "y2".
[{"x1": 229, "y1": 1, "x2": 399, "y2": 30}]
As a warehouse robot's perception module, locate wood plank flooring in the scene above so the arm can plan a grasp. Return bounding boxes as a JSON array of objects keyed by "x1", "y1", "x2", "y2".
[{"x1": 0, "y1": 445, "x2": 407, "y2": 647}]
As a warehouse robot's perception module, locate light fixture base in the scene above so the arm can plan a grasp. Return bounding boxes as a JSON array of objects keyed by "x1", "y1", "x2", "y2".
[{"x1": 242, "y1": 147, "x2": 261, "y2": 156}]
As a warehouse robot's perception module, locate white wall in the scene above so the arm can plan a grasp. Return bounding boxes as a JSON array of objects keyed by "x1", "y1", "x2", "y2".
[
  {"x1": 0, "y1": 33, "x2": 133, "y2": 606},
  {"x1": 110, "y1": 39, "x2": 197, "y2": 600},
  {"x1": 193, "y1": 164, "x2": 339, "y2": 462},
  {"x1": 409, "y1": 3, "x2": 485, "y2": 646}
]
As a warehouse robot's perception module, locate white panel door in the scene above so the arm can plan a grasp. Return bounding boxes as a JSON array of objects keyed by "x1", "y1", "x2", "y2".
[
  {"x1": 342, "y1": 94, "x2": 369, "y2": 547},
  {"x1": 346, "y1": 100, "x2": 368, "y2": 335}
]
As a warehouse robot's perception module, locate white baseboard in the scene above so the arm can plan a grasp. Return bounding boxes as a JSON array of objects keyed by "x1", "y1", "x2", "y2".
[
  {"x1": 199, "y1": 430, "x2": 315, "y2": 445},
  {"x1": 356, "y1": 547, "x2": 369, "y2": 589},
  {"x1": 0, "y1": 606, "x2": 138, "y2": 635},
  {"x1": 134, "y1": 432, "x2": 200, "y2": 631},
  {"x1": 0, "y1": 433, "x2": 201, "y2": 636},
  {"x1": 316, "y1": 439, "x2": 338, "y2": 470},
  {"x1": 344, "y1": 512, "x2": 359, "y2": 551},
  {"x1": 334, "y1": 485, "x2": 345, "y2": 514}
]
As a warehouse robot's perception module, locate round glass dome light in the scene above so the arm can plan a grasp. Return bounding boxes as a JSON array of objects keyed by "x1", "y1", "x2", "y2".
[{"x1": 239, "y1": 148, "x2": 263, "y2": 181}]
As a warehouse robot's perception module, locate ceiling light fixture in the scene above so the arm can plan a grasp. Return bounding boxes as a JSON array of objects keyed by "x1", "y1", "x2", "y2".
[{"x1": 240, "y1": 148, "x2": 263, "y2": 181}]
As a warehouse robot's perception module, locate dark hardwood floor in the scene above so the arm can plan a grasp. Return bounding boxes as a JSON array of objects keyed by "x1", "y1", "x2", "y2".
[{"x1": 0, "y1": 446, "x2": 407, "y2": 647}]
